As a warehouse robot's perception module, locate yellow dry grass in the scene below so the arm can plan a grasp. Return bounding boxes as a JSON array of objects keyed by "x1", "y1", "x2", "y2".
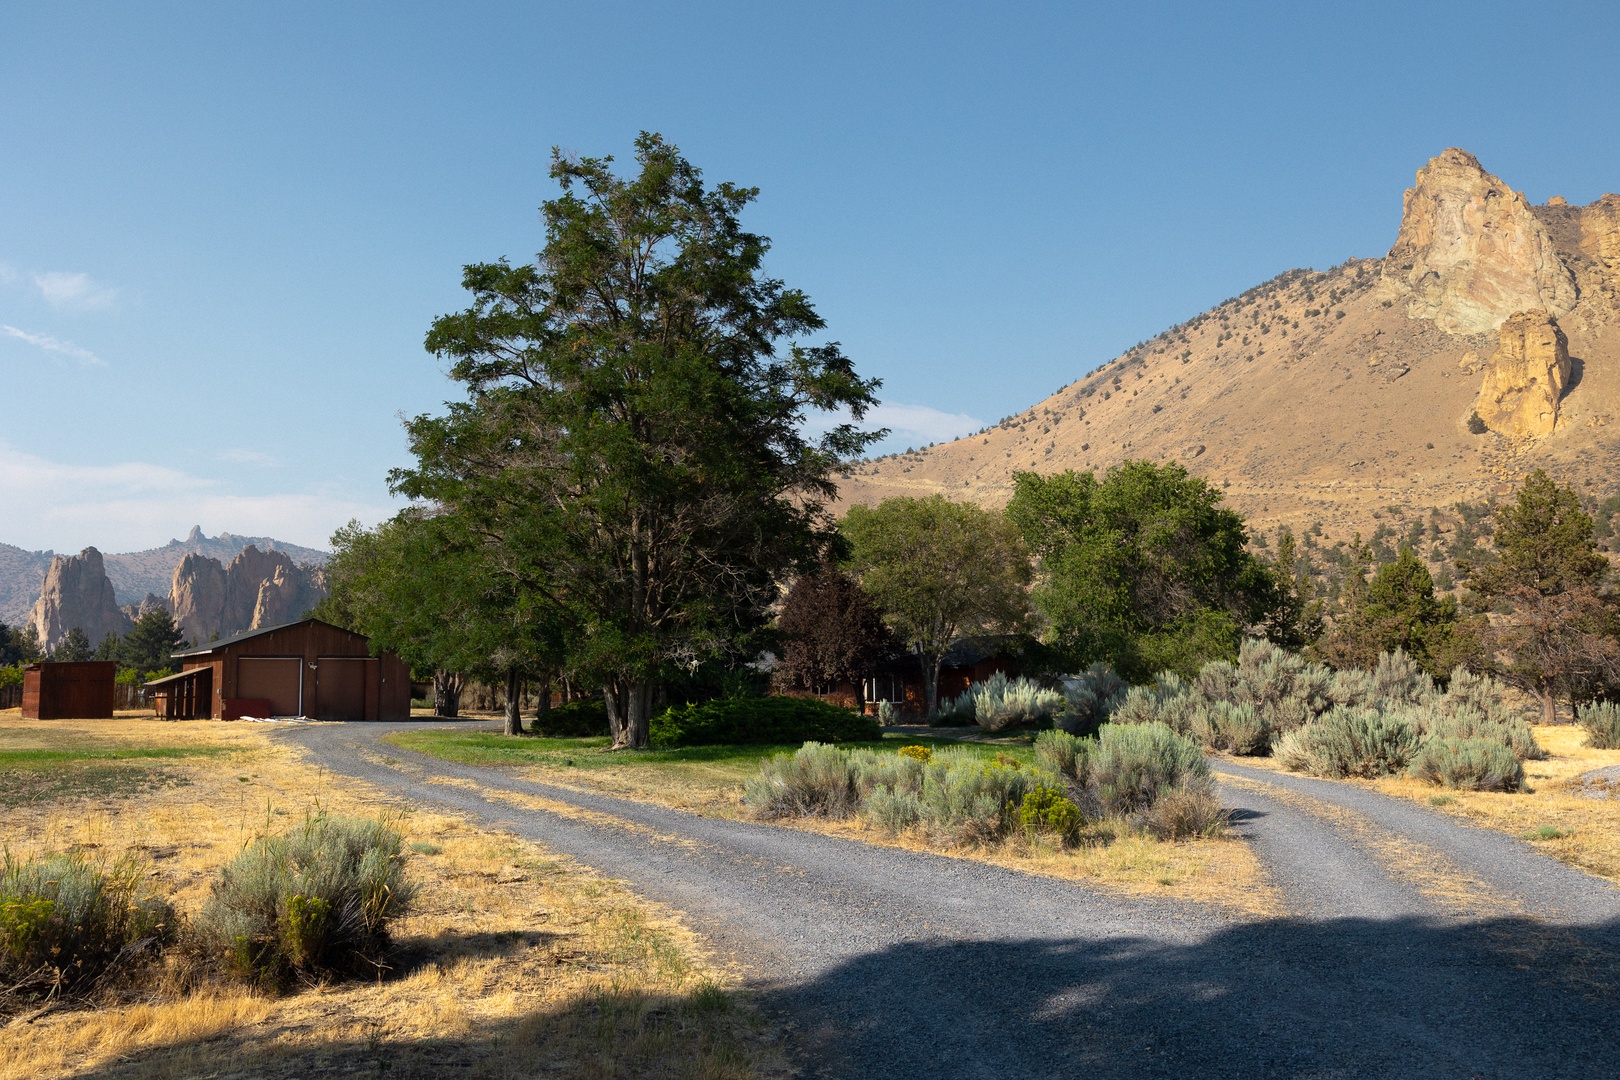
[{"x1": 0, "y1": 718, "x2": 788, "y2": 1080}]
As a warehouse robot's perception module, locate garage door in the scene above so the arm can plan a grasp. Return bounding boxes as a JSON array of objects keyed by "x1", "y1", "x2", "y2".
[
  {"x1": 314, "y1": 658, "x2": 368, "y2": 721},
  {"x1": 237, "y1": 657, "x2": 302, "y2": 717}
]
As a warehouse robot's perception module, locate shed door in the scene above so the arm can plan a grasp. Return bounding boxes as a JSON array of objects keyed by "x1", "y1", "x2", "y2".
[
  {"x1": 315, "y1": 658, "x2": 368, "y2": 721},
  {"x1": 237, "y1": 657, "x2": 302, "y2": 717}
]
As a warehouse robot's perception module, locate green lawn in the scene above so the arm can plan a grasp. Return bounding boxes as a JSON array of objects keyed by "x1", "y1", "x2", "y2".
[
  {"x1": 0, "y1": 745, "x2": 229, "y2": 767},
  {"x1": 0, "y1": 743, "x2": 231, "y2": 808},
  {"x1": 384, "y1": 728, "x2": 1034, "y2": 811}
]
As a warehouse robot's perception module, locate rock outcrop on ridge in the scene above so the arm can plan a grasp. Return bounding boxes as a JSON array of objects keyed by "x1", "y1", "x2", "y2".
[
  {"x1": 169, "y1": 545, "x2": 328, "y2": 643},
  {"x1": 28, "y1": 547, "x2": 132, "y2": 651},
  {"x1": 838, "y1": 148, "x2": 1620, "y2": 545},
  {"x1": 1474, "y1": 310, "x2": 1572, "y2": 438}
]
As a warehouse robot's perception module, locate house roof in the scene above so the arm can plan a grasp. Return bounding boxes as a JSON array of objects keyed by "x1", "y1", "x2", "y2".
[
  {"x1": 170, "y1": 618, "x2": 362, "y2": 658},
  {"x1": 143, "y1": 667, "x2": 208, "y2": 689}
]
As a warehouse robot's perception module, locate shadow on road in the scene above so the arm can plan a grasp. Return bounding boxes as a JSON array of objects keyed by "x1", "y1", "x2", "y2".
[{"x1": 69, "y1": 914, "x2": 1620, "y2": 1079}]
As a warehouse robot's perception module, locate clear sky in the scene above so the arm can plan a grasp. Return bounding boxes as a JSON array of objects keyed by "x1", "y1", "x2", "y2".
[{"x1": 3, "y1": 1, "x2": 1618, "y2": 553}]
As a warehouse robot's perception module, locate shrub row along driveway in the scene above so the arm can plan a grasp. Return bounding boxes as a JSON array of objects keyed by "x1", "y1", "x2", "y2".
[{"x1": 286, "y1": 721, "x2": 1620, "y2": 1079}]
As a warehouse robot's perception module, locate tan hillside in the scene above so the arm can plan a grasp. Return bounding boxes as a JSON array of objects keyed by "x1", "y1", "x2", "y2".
[{"x1": 838, "y1": 149, "x2": 1620, "y2": 542}]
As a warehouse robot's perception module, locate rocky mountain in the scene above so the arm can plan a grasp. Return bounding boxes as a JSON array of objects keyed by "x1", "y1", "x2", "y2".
[
  {"x1": 838, "y1": 149, "x2": 1620, "y2": 545},
  {"x1": 29, "y1": 548, "x2": 133, "y2": 651},
  {"x1": 0, "y1": 527, "x2": 329, "y2": 627},
  {"x1": 168, "y1": 546, "x2": 328, "y2": 644}
]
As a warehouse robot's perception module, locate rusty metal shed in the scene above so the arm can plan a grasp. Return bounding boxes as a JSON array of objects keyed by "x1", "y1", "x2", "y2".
[
  {"x1": 156, "y1": 618, "x2": 412, "y2": 721},
  {"x1": 22, "y1": 661, "x2": 117, "y2": 719}
]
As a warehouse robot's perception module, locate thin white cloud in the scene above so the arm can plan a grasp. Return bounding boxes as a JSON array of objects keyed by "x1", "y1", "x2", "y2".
[
  {"x1": 33, "y1": 270, "x2": 119, "y2": 312},
  {"x1": 0, "y1": 440, "x2": 390, "y2": 552},
  {"x1": 805, "y1": 401, "x2": 987, "y2": 453},
  {"x1": 1, "y1": 324, "x2": 104, "y2": 366},
  {"x1": 218, "y1": 448, "x2": 282, "y2": 467}
]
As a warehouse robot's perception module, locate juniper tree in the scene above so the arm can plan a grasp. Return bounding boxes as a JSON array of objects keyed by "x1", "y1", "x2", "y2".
[{"x1": 396, "y1": 134, "x2": 881, "y2": 747}]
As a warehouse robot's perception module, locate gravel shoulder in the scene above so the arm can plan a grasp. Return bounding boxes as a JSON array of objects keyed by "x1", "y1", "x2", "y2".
[{"x1": 286, "y1": 720, "x2": 1620, "y2": 1080}]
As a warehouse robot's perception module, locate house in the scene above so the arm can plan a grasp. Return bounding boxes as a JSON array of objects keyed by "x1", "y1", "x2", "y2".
[
  {"x1": 782, "y1": 636, "x2": 1027, "y2": 716},
  {"x1": 144, "y1": 618, "x2": 411, "y2": 721},
  {"x1": 22, "y1": 661, "x2": 116, "y2": 719}
]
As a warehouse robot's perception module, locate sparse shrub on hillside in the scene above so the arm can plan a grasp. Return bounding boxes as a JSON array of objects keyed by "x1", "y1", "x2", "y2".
[
  {"x1": 0, "y1": 850, "x2": 174, "y2": 1009},
  {"x1": 196, "y1": 813, "x2": 413, "y2": 988},
  {"x1": 1467, "y1": 412, "x2": 1489, "y2": 435},
  {"x1": 1579, "y1": 701, "x2": 1620, "y2": 749},
  {"x1": 1408, "y1": 738, "x2": 1524, "y2": 792}
]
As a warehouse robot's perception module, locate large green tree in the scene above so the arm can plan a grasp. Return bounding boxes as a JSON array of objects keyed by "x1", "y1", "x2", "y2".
[
  {"x1": 395, "y1": 134, "x2": 880, "y2": 747},
  {"x1": 842, "y1": 495, "x2": 1030, "y2": 715},
  {"x1": 52, "y1": 628, "x2": 93, "y2": 662},
  {"x1": 119, "y1": 610, "x2": 187, "y2": 674},
  {"x1": 317, "y1": 512, "x2": 565, "y2": 733},
  {"x1": 1324, "y1": 546, "x2": 1479, "y2": 677},
  {"x1": 1006, "y1": 461, "x2": 1281, "y2": 680},
  {"x1": 1466, "y1": 470, "x2": 1618, "y2": 720}
]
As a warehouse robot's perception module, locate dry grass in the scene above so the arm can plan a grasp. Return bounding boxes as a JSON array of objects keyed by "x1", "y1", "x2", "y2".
[
  {"x1": 0, "y1": 717, "x2": 787, "y2": 1080},
  {"x1": 1227, "y1": 724, "x2": 1620, "y2": 887}
]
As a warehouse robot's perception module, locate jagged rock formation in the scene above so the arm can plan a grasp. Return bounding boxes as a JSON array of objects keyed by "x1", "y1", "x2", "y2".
[
  {"x1": 1474, "y1": 310, "x2": 1572, "y2": 438},
  {"x1": 169, "y1": 545, "x2": 328, "y2": 642},
  {"x1": 838, "y1": 148, "x2": 1620, "y2": 546},
  {"x1": 169, "y1": 553, "x2": 229, "y2": 643},
  {"x1": 121, "y1": 593, "x2": 171, "y2": 622},
  {"x1": 1382, "y1": 149, "x2": 1578, "y2": 335},
  {"x1": 28, "y1": 547, "x2": 132, "y2": 651}
]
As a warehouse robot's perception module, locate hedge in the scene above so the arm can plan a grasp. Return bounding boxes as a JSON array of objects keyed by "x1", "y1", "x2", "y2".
[{"x1": 650, "y1": 696, "x2": 881, "y2": 749}]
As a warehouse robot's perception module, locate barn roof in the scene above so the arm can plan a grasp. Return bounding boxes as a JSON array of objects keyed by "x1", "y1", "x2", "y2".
[{"x1": 170, "y1": 618, "x2": 364, "y2": 658}]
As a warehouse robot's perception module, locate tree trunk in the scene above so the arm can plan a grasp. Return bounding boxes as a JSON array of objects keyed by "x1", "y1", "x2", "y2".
[
  {"x1": 535, "y1": 677, "x2": 551, "y2": 724},
  {"x1": 921, "y1": 650, "x2": 941, "y2": 719},
  {"x1": 604, "y1": 681, "x2": 626, "y2": 745},
  {"x1": 622, "y1": 679, "x2": 654, "y2": 748},
  {"x1": 433, "y1": 670, "x2": 464, "y2": 718},
  {"x1": 1540, "y1": 685, "x2": 1558, "y2": 725},
  {"x1": 503, "y1": 669, "x2": 525, "y2": 735}
]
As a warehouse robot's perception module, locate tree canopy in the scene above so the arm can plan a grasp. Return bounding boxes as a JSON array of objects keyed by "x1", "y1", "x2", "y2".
[
  {"x1": 1323, "y1": 546, "x2": 1478, "y2": 677},
  {"x1": 1006, "y1": 461, "x2": 1281, "y2": 680},
  {"x1": 392, "y1": 133, "x2": 881, "y2": 746},
  {"x1": 120, "y1": 610, "x2": 187, "y2": 674},
  {"x1": 842, "y1": 495, "x2": 1029, "y2": 715},
  {"x1": 775, "y1": 564, "x2": 897, "y2": 696}
]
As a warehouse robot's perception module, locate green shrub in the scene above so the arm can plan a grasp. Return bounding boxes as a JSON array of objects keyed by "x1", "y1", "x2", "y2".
[
  {"x1": 967, "y1": 672, "x2": 1065, "y2": 732},
  {"x1": 1579, "y1": 701, "x2": 1620, "y2": 749},
  {"x1": 876, "y1": 699, "x2": 896, "y2": 724},
  {"x1": 650, "y1": 696, "x2": 880, "y2": 749},
  {"x1": 196, "y1": 813, "x2": 414, "y2": 987},
  {"x1": 897, "y1": 744, "x2": 932, "y2": 762},
  {"x1": 1056, "y1": 663, "x2": 1127, "y2": 736},
  {"x1": 1091, "y1": 722, "x2": 1208, "y2": 814},
  {"x1": 1033, "y1": 729, "x2": 1090, "y2": 783},
  {"x1": 1017, "y1": 785, "x2": 1083, "y2": 842},
  {"x1": 916, "y1": 753, "x2": 1040, "y2": 845},
  {"x1": 1135, "y1": 782, "x2": 1227, "y2": 839},
  {"x1": 1408, "y1": 737, "x2": 1524, "y2": 792},
  {"x1": 932, "y1": 690, "x2": 975, "y2": 725},
  {"x1": 1288, "y1": 707, "x2": 1418, "y2": 779},
  {"x1": 0, "y1": 850, "x2": 173, "y2": 1006},
  {"x1": 1404, "y1": 704, "x2": 1544, "y2": 761},
  {"x1": 1195, "y1": 639, "x2": 1334, "y2": 734},
  {"x1": 1188, "y1": 700, "x2": 1270, "y2": 755},
  {"x1": 531, "y1": 699, "x2": 608, "y2": 737},
  {"x1": 741, "y1": 743, "x2": 861, "y2": 819}
]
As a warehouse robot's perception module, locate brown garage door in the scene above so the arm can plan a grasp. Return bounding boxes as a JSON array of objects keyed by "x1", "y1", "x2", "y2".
[
  {"x1": 237, "y1": 657, "x2": 302, "y2": 717},
  {"x1": 314, "y1": 658, "x2": 368, "y2": 721}
]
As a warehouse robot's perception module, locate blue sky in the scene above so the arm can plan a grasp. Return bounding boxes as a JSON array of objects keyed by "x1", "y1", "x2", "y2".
[{"x1": 3, "y1": 1, "x2": 1618, "y2": 552}]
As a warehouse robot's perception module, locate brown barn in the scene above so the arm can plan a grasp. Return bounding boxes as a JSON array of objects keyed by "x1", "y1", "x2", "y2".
[
  {"x1": 145, "y1": 619, "x2": 412, "y2": 721},
  {"x1": 22, "y1": 661, "x2": 117, "y2": 719}
]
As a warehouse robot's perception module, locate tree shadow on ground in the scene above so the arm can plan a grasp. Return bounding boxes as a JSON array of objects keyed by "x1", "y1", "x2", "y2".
[{"x1": 66, "y1": 915, "x2": 1620, "y2": 1079}]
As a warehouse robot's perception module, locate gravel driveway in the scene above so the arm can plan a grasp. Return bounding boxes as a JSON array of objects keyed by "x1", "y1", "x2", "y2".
[{"x1": 285, "y1": 721, "x2": 1620, "y2": 1079}]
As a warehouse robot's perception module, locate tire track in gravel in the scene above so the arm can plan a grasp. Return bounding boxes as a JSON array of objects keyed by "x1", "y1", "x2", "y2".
[{"x1": 281, "y1": 721, "x2": 1620, "y2": 1079}]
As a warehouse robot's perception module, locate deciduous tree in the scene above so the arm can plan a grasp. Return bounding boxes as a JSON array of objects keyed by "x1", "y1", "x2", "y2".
[
  {"x1": 842, "y1": 495, "x2": 1029, "y2": 715},
  {"x1": 775, "y1": 564, "x2": 896, "y2": 698}
]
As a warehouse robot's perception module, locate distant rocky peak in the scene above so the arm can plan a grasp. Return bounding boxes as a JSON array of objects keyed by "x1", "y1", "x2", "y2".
[
  {"x1": 185, "y1": 525, "x2": 204, "y2": 543},
  {"x1": 1383, "y1": 148, "x2": 1578, "y2": 334},
  {"x1": 29, "y1": 545, "x2": 131, "y2": 650}
]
